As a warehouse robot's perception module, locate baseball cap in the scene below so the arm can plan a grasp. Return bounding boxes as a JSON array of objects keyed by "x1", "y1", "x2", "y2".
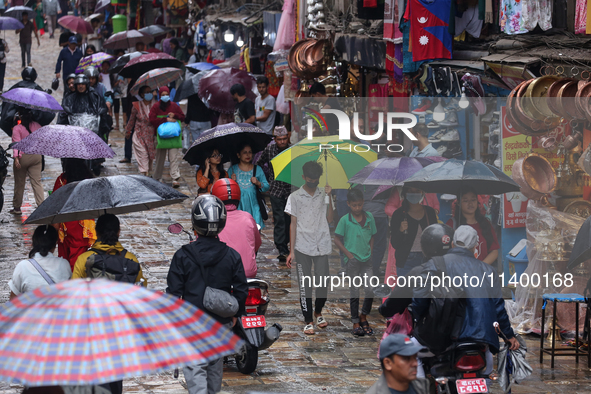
[
  {"x1": 68, "y1": 36, "x2": 78, "y2": 44},
  {"x1": 379, "y1": 334, "x2": 426, "y2": 360},
  {"x1": 453, "y1": 225, "x2": 478, "y2": 249}
]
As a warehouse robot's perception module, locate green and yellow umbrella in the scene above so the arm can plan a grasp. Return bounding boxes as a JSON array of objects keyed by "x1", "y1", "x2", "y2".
[{"x1": 271, "y1": 136, "x2": 377, "y2": 189}]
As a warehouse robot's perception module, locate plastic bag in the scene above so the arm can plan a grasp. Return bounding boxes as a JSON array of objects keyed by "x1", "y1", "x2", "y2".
[
  {"x1": 69, "y1": 113, "x2": 100, "y2": 133},
  {"x1": 377, "y1": 309, "x2": 413, "y2": 359},
  {"x1": 157, "y1": 121, "x2": 181, "y2": 139},
  {"x1": 51, "y1": 78, "x2": 60, "y2": 91},
  {"x1": 276, "y1": 85, "x2": 289, "y2": 114}
]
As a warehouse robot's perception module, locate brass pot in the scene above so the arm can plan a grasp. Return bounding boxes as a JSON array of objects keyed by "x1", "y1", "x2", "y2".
[
  {"x1": 512, "y1": 153, "x2": 557, "y2": 200},
  {"x1": 547, "y1": 78, "x2": 576, "y2": 117},
  {"x1": 507, "y1": 81, "x2": 538, "y2": 136},
  {"x1": 515, "y1": 80, "x2": 548, "y2": 133},
  {"x1": 556, "y1": 81, "x2": 582, "y2": 120},
  {"x1": 524, "y1": 76, "x2": 560, "y2": 119}
]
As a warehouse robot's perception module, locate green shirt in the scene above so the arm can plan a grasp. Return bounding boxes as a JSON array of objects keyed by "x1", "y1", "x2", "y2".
[{"x1": 335, "y1": 211, "x2": 377, "y2": 263}]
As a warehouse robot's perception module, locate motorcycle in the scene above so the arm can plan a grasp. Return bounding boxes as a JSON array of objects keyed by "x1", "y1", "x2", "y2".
[{"x1": 167, "y1": 223, "x2": 283, "y2": 374}]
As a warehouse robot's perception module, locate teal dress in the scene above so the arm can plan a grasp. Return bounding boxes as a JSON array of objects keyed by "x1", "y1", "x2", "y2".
[{"x1": 228, "y1": 164, "x2": 270, "y2": 228}]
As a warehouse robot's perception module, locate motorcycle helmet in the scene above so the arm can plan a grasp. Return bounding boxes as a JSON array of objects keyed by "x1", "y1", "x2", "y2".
[
  {"x1": 66, "y1": 73, "x2": 77, "y2": 81},
  {"x1": 211, "y1": 178, "x2": 241, "y2": 205},
  {"x1": 191, "y1": 194, "x2": 227, "y2": 237},
  {"x1": 84, "y1": 66, "x2": 100, "y2": 79},
  {"x1": 420, "y1": 223, "x2": 454, "y2": 260},
  {"x1": 21, "y1": 66, "x2": 37, "y2": 82},
  {"x1": 74, "y1": 74, "x2": 90, "y2": 87}
]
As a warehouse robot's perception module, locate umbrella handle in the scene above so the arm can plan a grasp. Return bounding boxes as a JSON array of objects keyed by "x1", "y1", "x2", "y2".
[{"x1": 494, "y1": 322, "x2": 510, "y2": 342}]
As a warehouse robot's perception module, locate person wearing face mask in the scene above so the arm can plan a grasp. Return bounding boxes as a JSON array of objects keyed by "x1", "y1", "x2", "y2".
[
  {"x1": 149, "y1": 86, "x2": 185, "y2": 187},
  {"x1": 390, "y1": 187, "x2": 437, "y2": 277},
  {"x1": 126, "y1": 86, "x2": 156, "y2": 176}
]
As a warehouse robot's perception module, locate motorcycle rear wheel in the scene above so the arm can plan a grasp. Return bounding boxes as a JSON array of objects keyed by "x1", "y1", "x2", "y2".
[{"x1": 235, "y1": 342, "x2": 258, "y2": 374}]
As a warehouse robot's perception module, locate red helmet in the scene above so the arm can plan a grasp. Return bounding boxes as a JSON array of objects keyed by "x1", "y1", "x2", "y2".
[{"x1": 211, "y1": 178, "x2": 241, "y2": 204}]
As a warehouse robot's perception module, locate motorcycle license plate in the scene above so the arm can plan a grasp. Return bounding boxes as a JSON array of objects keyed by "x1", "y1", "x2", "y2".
[
  {"x1": 241, "y1": 315, "x2": 266, "y2": 328},
  {"x1": 456, "y1": 378, "x2": 487, "y2": 393}
]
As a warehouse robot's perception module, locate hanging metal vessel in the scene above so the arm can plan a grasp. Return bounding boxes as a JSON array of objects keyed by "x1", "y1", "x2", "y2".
[{"x1": 524, "y1": 76, "x2": 560, "y2": 120}]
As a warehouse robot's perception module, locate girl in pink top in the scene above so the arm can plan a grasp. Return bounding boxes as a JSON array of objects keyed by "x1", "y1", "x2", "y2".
[{"x1": 10, "y1": 109, "x2": 44, "y2": 215}]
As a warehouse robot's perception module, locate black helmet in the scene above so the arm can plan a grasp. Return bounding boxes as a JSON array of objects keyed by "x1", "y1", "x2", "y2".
[
  {"x1": 84, "y1": 65, "x2": 99, "y2": 79},
  {"x1": 191, "y1": 195, "x2": 227, "y2": 237},
  {"x1": 421, "y1": 223, "x2": 454, "y2": 259},
  {"x1": 66, "y1": 73, "x2": 77, "y2": 81},
  {"x1": 74, "y1": 74, "x2": 89, "y2": 87},
  {"x1": 21, "y1": 66, "x2": 37, "y2": 82}
]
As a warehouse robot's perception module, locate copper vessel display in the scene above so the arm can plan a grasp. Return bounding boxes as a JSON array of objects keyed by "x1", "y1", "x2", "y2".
[
  {"x1": 512, "y1": 153, "x2": 557, "y2": 200},
  {"x1": 575, "y1": 82, "x2": 591, "y2": 123},
  {"x1": 288, "y1": 39, "x2": 332, "y2": 79},
  {"x1": 556, "y1": 81, "x2": 583, "y2": 119},
  {"x1": 514, "y1": 80, "x2": 548, "y2": 134},
  {"x1": 547, "y1": 78, "x2": 576, "y2": 116},
  {"x1": 506, "y1": 81, "x2": 539, "y2": 136},
  {"x1": 524, "y1": 75, "x2": 560, "y2": 119}
]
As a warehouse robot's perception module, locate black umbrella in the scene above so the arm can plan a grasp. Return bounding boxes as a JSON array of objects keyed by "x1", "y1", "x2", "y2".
[
  {"x1": 4, "y1": 6, "x2": 34, "y2": 21},
  {"x1": 567, "y1": 216, "x2": 591, "y2": 270},
  {"x1": 183, "y1": 123, "x2": 272, "y2": 166},
  {"x1": 24, "y1": 175, "x2": 188, "y2": 224},
  {"x1": 403, "y1": 159, "x2": 520, "y2": 195},
  {"x1": 108, "y1": 51, "x2": 147, "y2": 74},
  {"x1": 173, "y1": 71, "x2": 210, "y2": 102},
  {"x1": 139, "y1": 25, "x2": 172, "y2": 37}
]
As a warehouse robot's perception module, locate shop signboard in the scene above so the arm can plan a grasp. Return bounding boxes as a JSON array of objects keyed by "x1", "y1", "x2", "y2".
[{"x1": 501, "y1": 107, "x2": 567, "y2": 228}]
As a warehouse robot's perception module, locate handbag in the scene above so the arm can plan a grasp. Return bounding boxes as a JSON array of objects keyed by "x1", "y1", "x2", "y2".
[
  {"x1": 198, "y1": 251, "x2": 239, "y2": 318},
  {"x1": 252, "y1": 166, "x2": 268, "y2": 221},
  {"x1": 157, "y1": 120, "x2": 181, "y2": 139}
]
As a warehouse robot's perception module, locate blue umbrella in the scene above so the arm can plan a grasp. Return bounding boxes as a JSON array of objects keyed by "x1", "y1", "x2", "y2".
[
  {"x1": 186, "y1": 62, "x2": 220, "y2": 74},
  {"x1": 0, "y1": 16, "x2": 24, "y2": 30}
]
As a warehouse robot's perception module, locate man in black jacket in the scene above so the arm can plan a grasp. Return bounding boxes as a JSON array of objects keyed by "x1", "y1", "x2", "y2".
[{"x1": 167, "y1": 195, "x2": 247, "y2": 394}]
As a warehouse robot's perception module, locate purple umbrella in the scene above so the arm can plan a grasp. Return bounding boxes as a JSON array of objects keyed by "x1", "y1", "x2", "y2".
[
  {"x1": 1, "y1": 88, "x2": 63, "y2": 113},
  {"x1": 11, "y1": 125, "x2": 115, "y2": 159},
  {"x1": 0, "y1": 16, "x2": 24, "y2": 30}
]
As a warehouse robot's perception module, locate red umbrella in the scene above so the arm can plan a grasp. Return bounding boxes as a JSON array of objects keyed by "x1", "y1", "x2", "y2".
[
  {"x1": 119, "y1": 52, "x2": 183, "y2": 79},
  {"x1": 102, "y1": 29, "x2": 154, "y2": 50},
  {"x1": 57, "y1": 16, "x2": 93, "y2": 34},
  {"x1": 197, "y1": 68, "x2": 257, "y2": 114}
]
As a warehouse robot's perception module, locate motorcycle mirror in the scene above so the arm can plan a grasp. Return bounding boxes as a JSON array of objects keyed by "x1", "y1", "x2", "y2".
[
  {"x1": 168, "y1": 223, "x2": 184, "y2": 234},
  {"x1": 46, "y1": 89, "x2": 53, "y2": 95}
]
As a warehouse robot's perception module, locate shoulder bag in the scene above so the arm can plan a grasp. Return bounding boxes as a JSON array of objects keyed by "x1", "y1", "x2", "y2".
[
  {"x1": 197, "y1": 250, "x2": 239, "y2": 318},
  {"x1": 28, "y1": 258, "x2": 55, "y2": 285}
]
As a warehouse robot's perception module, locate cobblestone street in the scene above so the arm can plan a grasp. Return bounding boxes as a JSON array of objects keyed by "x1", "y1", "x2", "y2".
[{"x1": 0, "y1": 31, "x2": 589, "y2": 394}]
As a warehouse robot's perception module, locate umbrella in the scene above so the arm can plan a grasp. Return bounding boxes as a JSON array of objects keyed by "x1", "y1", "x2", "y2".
[
  {"x1": 119, "y1": 52, "x2": 183, "y2": 79},
  {"x1": 84, "y1": 13, "x2": 104, "y2": 23},
  {"x1": 75, "y1": 52, "x2": 114, "y2": 73},
  {"x1": 567, "y1": 216, "x2": 591, "y2": 270},
  {"x1": 139, "y1": 24, "x2": 172, "y2": 37},
  {"x1": 58, "y1": 16, "x2": 93, "y2": 34},
  {"x1": 0, "y1": 88, "x2": 63, "y2": 112},
  {"x1": 130, "y1": 67, "x2": 183, "y2": 96},
  {"x1": 0, "y1": 16, "x2": 23, "y2": 30},
  {"x1": 198, "y1": 68, "x2": 257, "y2": 114},
  {"x1": 11, "y1": 125, "x2": 115, "y2": 159},
  {"x1": 186, "y1": 62, "x2": 220, "y2": 74},
  {"x1": 4, "y1": 6, "x2": 34, "y2": 20},
  {"x1": 349, "y1": 157, "x2": 442, "y2": 186},
  {"x1": 102, "y1": 30, "x2": 154, "y2": 50},
  {"x1": 497, "y1": 334, "x2": 532, "y2": 393},
  {"x1": 403, "y1": 159, "x2": 520, "y2": 195},
  {"x1": 108, "y1": 51, "x2": 146, "y2": 74},
  {"x1": 24, "y1": 175, "x2": 188, "y2": 224},
  {"x1": 173, "y1": 70, "x2": 210, "y2": 102},
  {"x1": 271, "y1": 136, "x2": 378, "y2": 189},
  {"x1": 94, "y1": 0, "x2": 110, "y2": 12},
  {"x1": 184, "y1": 123, "x2": 273, "y2": 166},
  {"x1": 0, "y1": 279, "x2": 243, "y2": 386}
]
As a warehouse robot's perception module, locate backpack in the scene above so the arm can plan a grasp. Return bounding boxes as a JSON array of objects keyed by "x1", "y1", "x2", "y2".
[
  {"x1": 85, "y1": 248, "x2": 141, "y2": 284},
  {"x1": 412, "y1": 256, "x2": 466, "y2": 355}
]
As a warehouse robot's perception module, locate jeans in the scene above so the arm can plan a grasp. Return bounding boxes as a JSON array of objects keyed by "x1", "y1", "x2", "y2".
[
  {"x1": 347, "y1": 257, "x2": 374, "y2": 323},
  {"x1": 336, "y1": 197, "x2": 351, "y2": 268},
  {"x1": 0, "y1": 62, "x2": 6, "y2": 91},
  {"x1": 124, "y1": 132, "x2": 133, "y2": 159},
  {"x1": 47, "y1": 14, "x2": 57, "y2": 37},
  {"x1": 270, "y1": 195, "x2": 290, "y2": 256},
  {"x1": 294, "y1": 250, "x2": 329, "y2": 324},
  {"x1": 183, "y1": 120, "x2": 211, "y2": 150},
  {"x1": 371, "y1": 216, "x2": 390, "y2": 276},
  {"x1": 20, "y1": 43, "x2": 31, "y2": 67},
  {"x1": 397, "y1": 251, "x2": 425, "y2": 277}
]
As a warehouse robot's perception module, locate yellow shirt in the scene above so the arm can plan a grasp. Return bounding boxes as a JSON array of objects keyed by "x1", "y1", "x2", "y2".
[{"x1": 72, "y1": 241, "x2": 147, "y2": 286}]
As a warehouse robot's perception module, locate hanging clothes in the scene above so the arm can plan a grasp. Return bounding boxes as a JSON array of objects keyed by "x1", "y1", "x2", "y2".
[
  {"x1": 384, "y1": 0, "x2": 404, "y2": 43},
  {"x1": 385, "y1": 42, "x2": 404, "y2": 82},
  {"x1": 404, "y1": 0, "x2": 452, "y2": 62},
  {"x1": 576, "y1": 0, "x2": 587, "y2": 34},
  {"x1": 521, "y1": 0, "x2": 552, "y2": 31},
  {"x1": 499, "y1": 0, "x2": 529, "y2": 34},
  {"x1": 368, "y1": 83, "x2": 389, "y2": 125},
  {"x1": 274, "y1": 0, "x2": 295, "y2": 50},
  {"x1": 587, "y1": 0, "x2": 591, "y2": 34},
  {"x1": 455, "y1": 6, "x2": 483, "y2": 37},
  {"x1": 400, "y1": 20, "x2": 425, "y2": 73}
]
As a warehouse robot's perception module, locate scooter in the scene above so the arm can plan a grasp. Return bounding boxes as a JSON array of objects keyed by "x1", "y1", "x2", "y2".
[{"x1": 167, "y1": 223, "x2": 283, "y2": 374}]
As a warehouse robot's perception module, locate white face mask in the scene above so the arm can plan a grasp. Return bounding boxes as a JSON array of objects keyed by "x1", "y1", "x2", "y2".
[{"x1": 405, "y1": 193, "x2": 424, "y2": 204}]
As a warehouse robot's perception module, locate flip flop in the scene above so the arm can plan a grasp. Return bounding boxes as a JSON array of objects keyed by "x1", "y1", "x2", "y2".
[
  {"x1": 352, "y1": 326, "x2": 365, "y2": 336},
  {"x1": 303, "y1": 324, "x2": 315, "y2": 335},
  {"x1": 360, "y1": 321, "x2": 374, "y2": 335},
  {"x1": 316, "y1": 316, "x2": 328, "y2": 328}
]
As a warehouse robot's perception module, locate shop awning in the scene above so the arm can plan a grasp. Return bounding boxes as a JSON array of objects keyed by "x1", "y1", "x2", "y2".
[
  {"x1": 334, "y1": 34, "x2": 387, "y2": 70},
  {"x1": 482, "y1": 54, "x2": 539, "y2": 91}
]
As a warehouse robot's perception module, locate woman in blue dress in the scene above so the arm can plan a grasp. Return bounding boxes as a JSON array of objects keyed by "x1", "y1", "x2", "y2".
[{"x1": 228, "y1": 142, "x2": 270, "y2": 229}]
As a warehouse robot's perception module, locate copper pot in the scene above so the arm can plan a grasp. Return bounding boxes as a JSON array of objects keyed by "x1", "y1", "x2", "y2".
[
  {"x1": 548, "y1": 78, "x2": 576, "y2": 116},
  {"x1": 524, "y1": 76, "x2": 560, "y2": 119},
  {"x1": 575, "y1": 82, "x2": 591, "y2": 123},
  {"x1": 563, "y1": 131, "x2": 582, "y2": 150},
  {"x1": 288, "y1": 39, "x2": 313, "y2": 78},
  {"x1": 539, "y1": 134, "x2": 558, "y2": 151},
  {"x1": 557, "y1": 81, "x2": 582, "y2": 120},
  {"x1": 512, "y1": 153, "x2": 556, "y2": 200},
  {"x1": 514, "y1": 80, "x2": 548, "y2": 133},
  {"x1": 507, "y1": 81, "x2": 537, "y2": 136}
]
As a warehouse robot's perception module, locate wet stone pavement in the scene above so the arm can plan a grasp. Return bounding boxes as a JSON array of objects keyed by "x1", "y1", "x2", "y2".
[{"x1": 0, "y1": 31, "x2": 590, "y2": 394}]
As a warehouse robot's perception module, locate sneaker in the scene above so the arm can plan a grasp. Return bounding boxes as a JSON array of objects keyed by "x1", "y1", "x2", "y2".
[
  {"x1": 440, "y1": 111, "x2": 458, "y2": 126},
  {"x1": 443, "y1": 143, "x2": 463, "y2": 158},
  {"x1": 440, "y1": 129, "x2": 460, "y2": 142},
  {"x1": 428, "y1": 129, "x2": 447, "y2": 143},
  {"x1": 450, "y1": 71, "x2": 462, "y2": 97},
  {"x1": 427, "y1": 121, "x2": 440, "y2": 129},
  {"x1": 9, "y1": 209, "x2": 22, "y2": 215},
  {"x1": 424, "y1": 68, "x2": 437, "y2": 96},
  {"x1": 172, "y1": 179, "x2": 180, "y2": 188},
  {"x1": 444, "y1": 101, "x2": 461, "y2": 112},
  {"x1": 436, "y1": 145, "x2": 448, "y2": 155},
  {"x1": 411, "y1": 99, "x2": 432, "y2": 115}
]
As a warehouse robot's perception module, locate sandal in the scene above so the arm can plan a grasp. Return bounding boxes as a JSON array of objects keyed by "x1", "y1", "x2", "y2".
[
  {"x1": 360, "y1": 321, "x2": 374, "y2": 335},
  {"x1": 352, "y1": 326, "x2": 365, "y2": 336},
  {"x1": 316, "y1": 315, "x2": 328, "y2": 328},
  {"x1": 303, "y1": 324, "x2": 315, "y2": 335}
]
